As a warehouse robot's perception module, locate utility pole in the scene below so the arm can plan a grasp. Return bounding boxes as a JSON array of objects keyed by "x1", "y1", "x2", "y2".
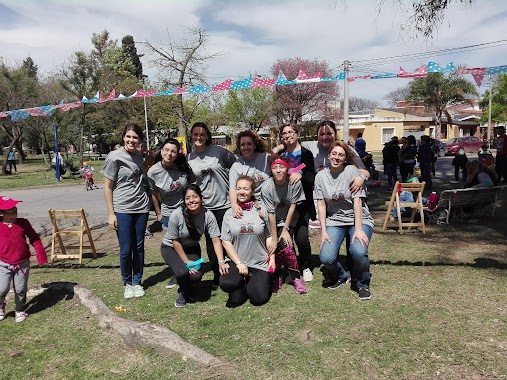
[
  {"x1": 343, "y1": 60, "x2": 350, "y2": 143},
  {"x1": 487, "y1": 75, "x2": 492, "y2": 148},
  {"x1": 141, "y1": 75, "x2": 150, "y2": 150}
]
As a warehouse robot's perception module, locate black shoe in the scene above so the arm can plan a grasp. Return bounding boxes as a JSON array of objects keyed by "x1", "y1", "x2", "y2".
[
  {"x1": 358, "y1": 288, "x2": 371, "y2": 301},
  {"x1": 325, "y1": 277, "x2": 349, "y2": 289}
]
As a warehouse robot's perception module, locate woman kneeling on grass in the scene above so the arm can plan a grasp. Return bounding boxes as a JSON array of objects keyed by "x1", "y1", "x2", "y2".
[
  {"x1": 315, "y1": 141, "x2": 374, "y2": 301},
  {"x1": 161, "y1": 184, "x2": 223, "y2": 308},
  {"x1": 219, "y1": 176, "x2": 275, "y2": 308}
]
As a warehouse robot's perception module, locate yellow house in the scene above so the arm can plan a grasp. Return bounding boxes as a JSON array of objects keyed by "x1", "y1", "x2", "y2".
[{"x1": 337, "y1": 108, "x2": 434, "y2": 151}]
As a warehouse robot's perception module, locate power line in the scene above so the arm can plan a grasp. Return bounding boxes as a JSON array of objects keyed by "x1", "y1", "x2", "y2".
[{"x1": 351, "y1": 39, "x2": 507, "y2": 66}]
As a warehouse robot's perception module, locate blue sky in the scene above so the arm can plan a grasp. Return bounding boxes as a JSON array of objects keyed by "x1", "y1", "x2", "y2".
[{"x1": 0, "y1": 0, "x2": 506, "y2": 105}]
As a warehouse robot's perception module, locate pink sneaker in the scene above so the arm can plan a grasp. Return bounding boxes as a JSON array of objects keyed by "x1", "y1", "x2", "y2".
[
  {"x1": 271, "y1": 276, "x2": 283, "y2": 293},
  {"x1": 15, "y1": 311, "x2": 28, "y2": 323},
  {"x1": 293, "y1": 278, "x2": 307, "y2": 294}
]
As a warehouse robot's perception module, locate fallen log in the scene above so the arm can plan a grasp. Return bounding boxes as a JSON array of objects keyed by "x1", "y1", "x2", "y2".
[{"x1": 28, "y1": 282, "x2": 234, "y2": 376}]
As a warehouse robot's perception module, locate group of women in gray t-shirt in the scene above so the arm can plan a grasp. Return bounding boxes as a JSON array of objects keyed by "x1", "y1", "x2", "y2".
[{"x1": 103, "y1": 120, "x2": 375, "y2": 306}]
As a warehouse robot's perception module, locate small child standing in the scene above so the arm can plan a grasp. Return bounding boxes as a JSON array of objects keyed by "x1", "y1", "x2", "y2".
[{"x1": 0, "y1": 196, "x2": 48, "y2": 322}]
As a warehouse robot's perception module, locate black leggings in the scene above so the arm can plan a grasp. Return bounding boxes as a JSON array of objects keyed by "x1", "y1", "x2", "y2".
[
  {"x1": 292, "y1": 214, "x2": 312, "y2": 270},
  {"x1": 205, "y1": 208, "x2": 227, "y2": 282},
  {"x1": 161, "y1": 243, "x2": 203, "y2": 295},
  {"x1": 219, "y1": 263, "x2": 271, "y2": 307}
]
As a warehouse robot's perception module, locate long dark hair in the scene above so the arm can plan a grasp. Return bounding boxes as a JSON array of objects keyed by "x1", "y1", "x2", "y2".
[
  {"x1": 190, "y1": 122, "x2": 213, "y2": 146},
  {"x1": 181, "y1": 184, "x2": 203, "y2": 241},
  {"x1": 158, "y1": 138, "x2": 191, "y2": 176},
  {"x1": 236, "y1": 129, "x2": 267, "y2": 154},
  {"x1": 121, "y1": 123, "x2": 144, "y2": 142}
]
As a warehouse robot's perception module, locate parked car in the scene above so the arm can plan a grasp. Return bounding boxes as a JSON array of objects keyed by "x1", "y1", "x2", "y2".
[
  {"x1": 446, "y1": 136, "x2": 483, "y2": 155},
  {"x1": 432, "y1": 139, "x2": 448, "y2": 157}
]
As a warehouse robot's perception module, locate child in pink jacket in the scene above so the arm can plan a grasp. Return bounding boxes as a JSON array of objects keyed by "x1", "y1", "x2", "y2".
[{"x1": 0, "y1": 196, "x2": 47, "y2": 322}]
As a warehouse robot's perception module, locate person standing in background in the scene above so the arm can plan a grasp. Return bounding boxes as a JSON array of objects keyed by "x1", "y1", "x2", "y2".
[
  {"x1": 494, "y1": 125, "x2": 506, "y2": 182},
  {"x1": 7, "y1": 148, "x2": 17, "y2": 174},
  {"x1": 354, "y1": 132, "x2": 367, "y2": 158}
]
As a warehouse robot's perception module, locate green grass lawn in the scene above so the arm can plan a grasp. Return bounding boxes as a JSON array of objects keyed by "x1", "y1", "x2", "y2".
[
  {"x1": 1, "y1": 205, "x2": 506, "y2": 379},
  {"x1": 0, "y1": 156, "x2": 105, "y2": 190}
]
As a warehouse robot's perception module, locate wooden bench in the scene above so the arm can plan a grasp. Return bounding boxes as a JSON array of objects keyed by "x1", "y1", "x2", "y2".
[{"x1": 426, "y1": 185, "x2": 507, "y2": 224}]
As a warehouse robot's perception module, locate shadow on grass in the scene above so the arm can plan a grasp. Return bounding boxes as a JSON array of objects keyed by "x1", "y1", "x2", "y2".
[
  {"x1": 26, "y1": 282, "x2": 77, "y2": 316},
  {"x1": 371, "y1": 257, "x2": 507, "y2": 270}
]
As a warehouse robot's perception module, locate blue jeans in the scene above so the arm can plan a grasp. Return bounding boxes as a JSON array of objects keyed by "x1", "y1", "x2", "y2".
[
  {"x1": 319, "y1": 224, "x2": 372, "y2": 289},
  {"x1": 115, "y1": 212, "x2": 149, "y2": 286}
]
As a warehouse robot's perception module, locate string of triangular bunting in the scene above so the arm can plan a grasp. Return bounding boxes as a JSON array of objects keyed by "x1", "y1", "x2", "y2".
[{"x1": 1, "y1": 61, "x2": 506, "y2": 122}]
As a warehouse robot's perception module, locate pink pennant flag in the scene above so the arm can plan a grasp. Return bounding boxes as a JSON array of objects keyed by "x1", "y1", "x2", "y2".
[
  {"x1": 456, "y1": 67, "x2": 486, "y2": 87},
  {"x1": 347, "y1": 74, "x2": 371, "y2": 83},
  {"x1": 296, "y1": 69, "x2": 322, "y2": 83},
  {"x1": 212, "y1": 79, "x2": 234, "y2": 92},
  {"x1": 251, "y1": 77, "x2": 277, "y2": 88},
  {"x1": 56, "y1": 101, "x2": 82, "y2": 112},
  {"x1": 99, "y1": 89, "x2": 116, "y2": 102},
  {"x1": 26, "y1": 107, "x2": 46, "y2": 116},
  {"x1": 0, "y1": 111, "x2": 9, "y2": 118},
  {"x1": 398, "y1": 65, "x2": 428, "y2": 78},
  {"x1": 134, "y1": 89, "x2": 157, "y2": 97},
  {"x1": 172, "y1": 87, "x2": 188, "y2": 94}
]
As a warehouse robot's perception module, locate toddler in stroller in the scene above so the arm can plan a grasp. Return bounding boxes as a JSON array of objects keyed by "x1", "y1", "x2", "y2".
[{"x1": 81, "y1": 162, "x2": 98, "y2": 190}]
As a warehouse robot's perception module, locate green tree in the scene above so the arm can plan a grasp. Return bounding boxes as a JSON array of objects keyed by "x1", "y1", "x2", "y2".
[
  {"x1": 223, "y1": 86, "x2": 274, "y2": 130},
  {"x1": 0, "y1": 59, "x2": 40, "y2": 175},
  {"x1": 407, "y1": 72, "x2": 478, "y2": 139},
  {"x1": 122, "y1": 35, "x2": 143, "y2": 79},
  {"x1": 480, "y1": 74, "x2": 507, "y2": 124}
]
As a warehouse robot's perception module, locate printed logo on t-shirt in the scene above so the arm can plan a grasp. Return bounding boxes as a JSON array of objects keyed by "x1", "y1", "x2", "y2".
[
  {"x1": 169, "y1": 181, "x2": 184, "y2": 192},
  {"x1": 200, "y1": 166, "x2": 213, "y2": 175},
  {"x1": 331, "y1": 190, "x2": 346, "y2": 201},
  {"x1": 239, "y1": 223, "x2": 255, "y2": 234}
]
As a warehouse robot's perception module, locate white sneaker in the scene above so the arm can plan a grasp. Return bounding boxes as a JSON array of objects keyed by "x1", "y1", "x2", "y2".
[
  {"x1": 302, "y1": 268, "x2": 313, "y2": 282},
  {"x1": 15, "y1": 311, "x2": 28, "y2": 323},
  {"x1": 124, "y1": 284, "x2": 135, "y2": 299},
  {"x1": 0, "y1": 302, "x2": 5, "y2": 321},
  {"x1": 132, "y1": 285, "x2": 145, "y2": 298}
]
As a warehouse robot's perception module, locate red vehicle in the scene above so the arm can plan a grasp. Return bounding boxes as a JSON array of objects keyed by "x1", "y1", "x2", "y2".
[{"x1": 446, "y1": 136, "x2": 483, "y2": 155}]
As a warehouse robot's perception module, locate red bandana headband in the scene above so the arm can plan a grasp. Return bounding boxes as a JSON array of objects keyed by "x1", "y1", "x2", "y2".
[{"x1": 270, "y1": 159, "x2": 290, "y2": 170}]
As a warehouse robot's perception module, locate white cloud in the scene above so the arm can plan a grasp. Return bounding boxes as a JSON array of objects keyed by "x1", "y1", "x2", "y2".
[{"x1": 0, "y1": 0, "x2": 506, "y2": 105}]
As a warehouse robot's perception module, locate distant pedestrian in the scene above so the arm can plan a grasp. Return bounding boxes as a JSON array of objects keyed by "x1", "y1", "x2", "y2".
[
  {"x1": 7, "y1": 148, "x2": 17, "y2": 174},
  {"x1": 452, "y1": 153, "x2": 468, "y2": 181},
  {"x1": 382, "y1": 136, "x2": 400, "y2": 189},
  {"x1": 494, "y1": 125, "x2": 506, "y2": 182},
  {"x1": 0, "y1": 196, "x2": 48, "y2": 323},
  {"x1": 399, "y1": 135, "x2": 417, "y2": 182},
  {"x1": 355, "y1": 132, "x2": 367, "y2": 158},
  {"x1": 417, "y1": 135, "x2": 434, "y2": 189}
]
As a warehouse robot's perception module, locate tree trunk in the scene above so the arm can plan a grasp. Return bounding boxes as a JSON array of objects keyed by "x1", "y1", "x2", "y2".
[
  {"x1": 27, "y1": 282, "x2": 234, "y2": 376},
  {"x1": 177, "y1": 93, "x2": 185, "y2": 137}
]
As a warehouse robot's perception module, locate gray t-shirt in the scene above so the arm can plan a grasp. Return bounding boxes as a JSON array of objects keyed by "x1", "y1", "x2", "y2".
[
  {"x1": 221, "y1": 206, "x2": 270, "y2": 271},
  {"x1": 302, "y1": 140, "x2": 365, "y2": 172},
  {"x1": 187, "y1": 145, "x2": 236, "y2": 210},
  {"x1": 229, "y1": 152, "x2": 271, "y2": 200},
  {"x1": 163, "y1": 207, "x2": 220, "y2": 248},
  {"x1": 261, "y1": 177, "x2": 305, "y2": 227},
  {"x1": 100, "y1": 148, "x2": 150, "y2": 213},
  {"x1": 147, "y1": 162, "x2": 189, "y2": 217},
  {"x1": 314, "y1": 166, "x2": 374, "y2": 228}
]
